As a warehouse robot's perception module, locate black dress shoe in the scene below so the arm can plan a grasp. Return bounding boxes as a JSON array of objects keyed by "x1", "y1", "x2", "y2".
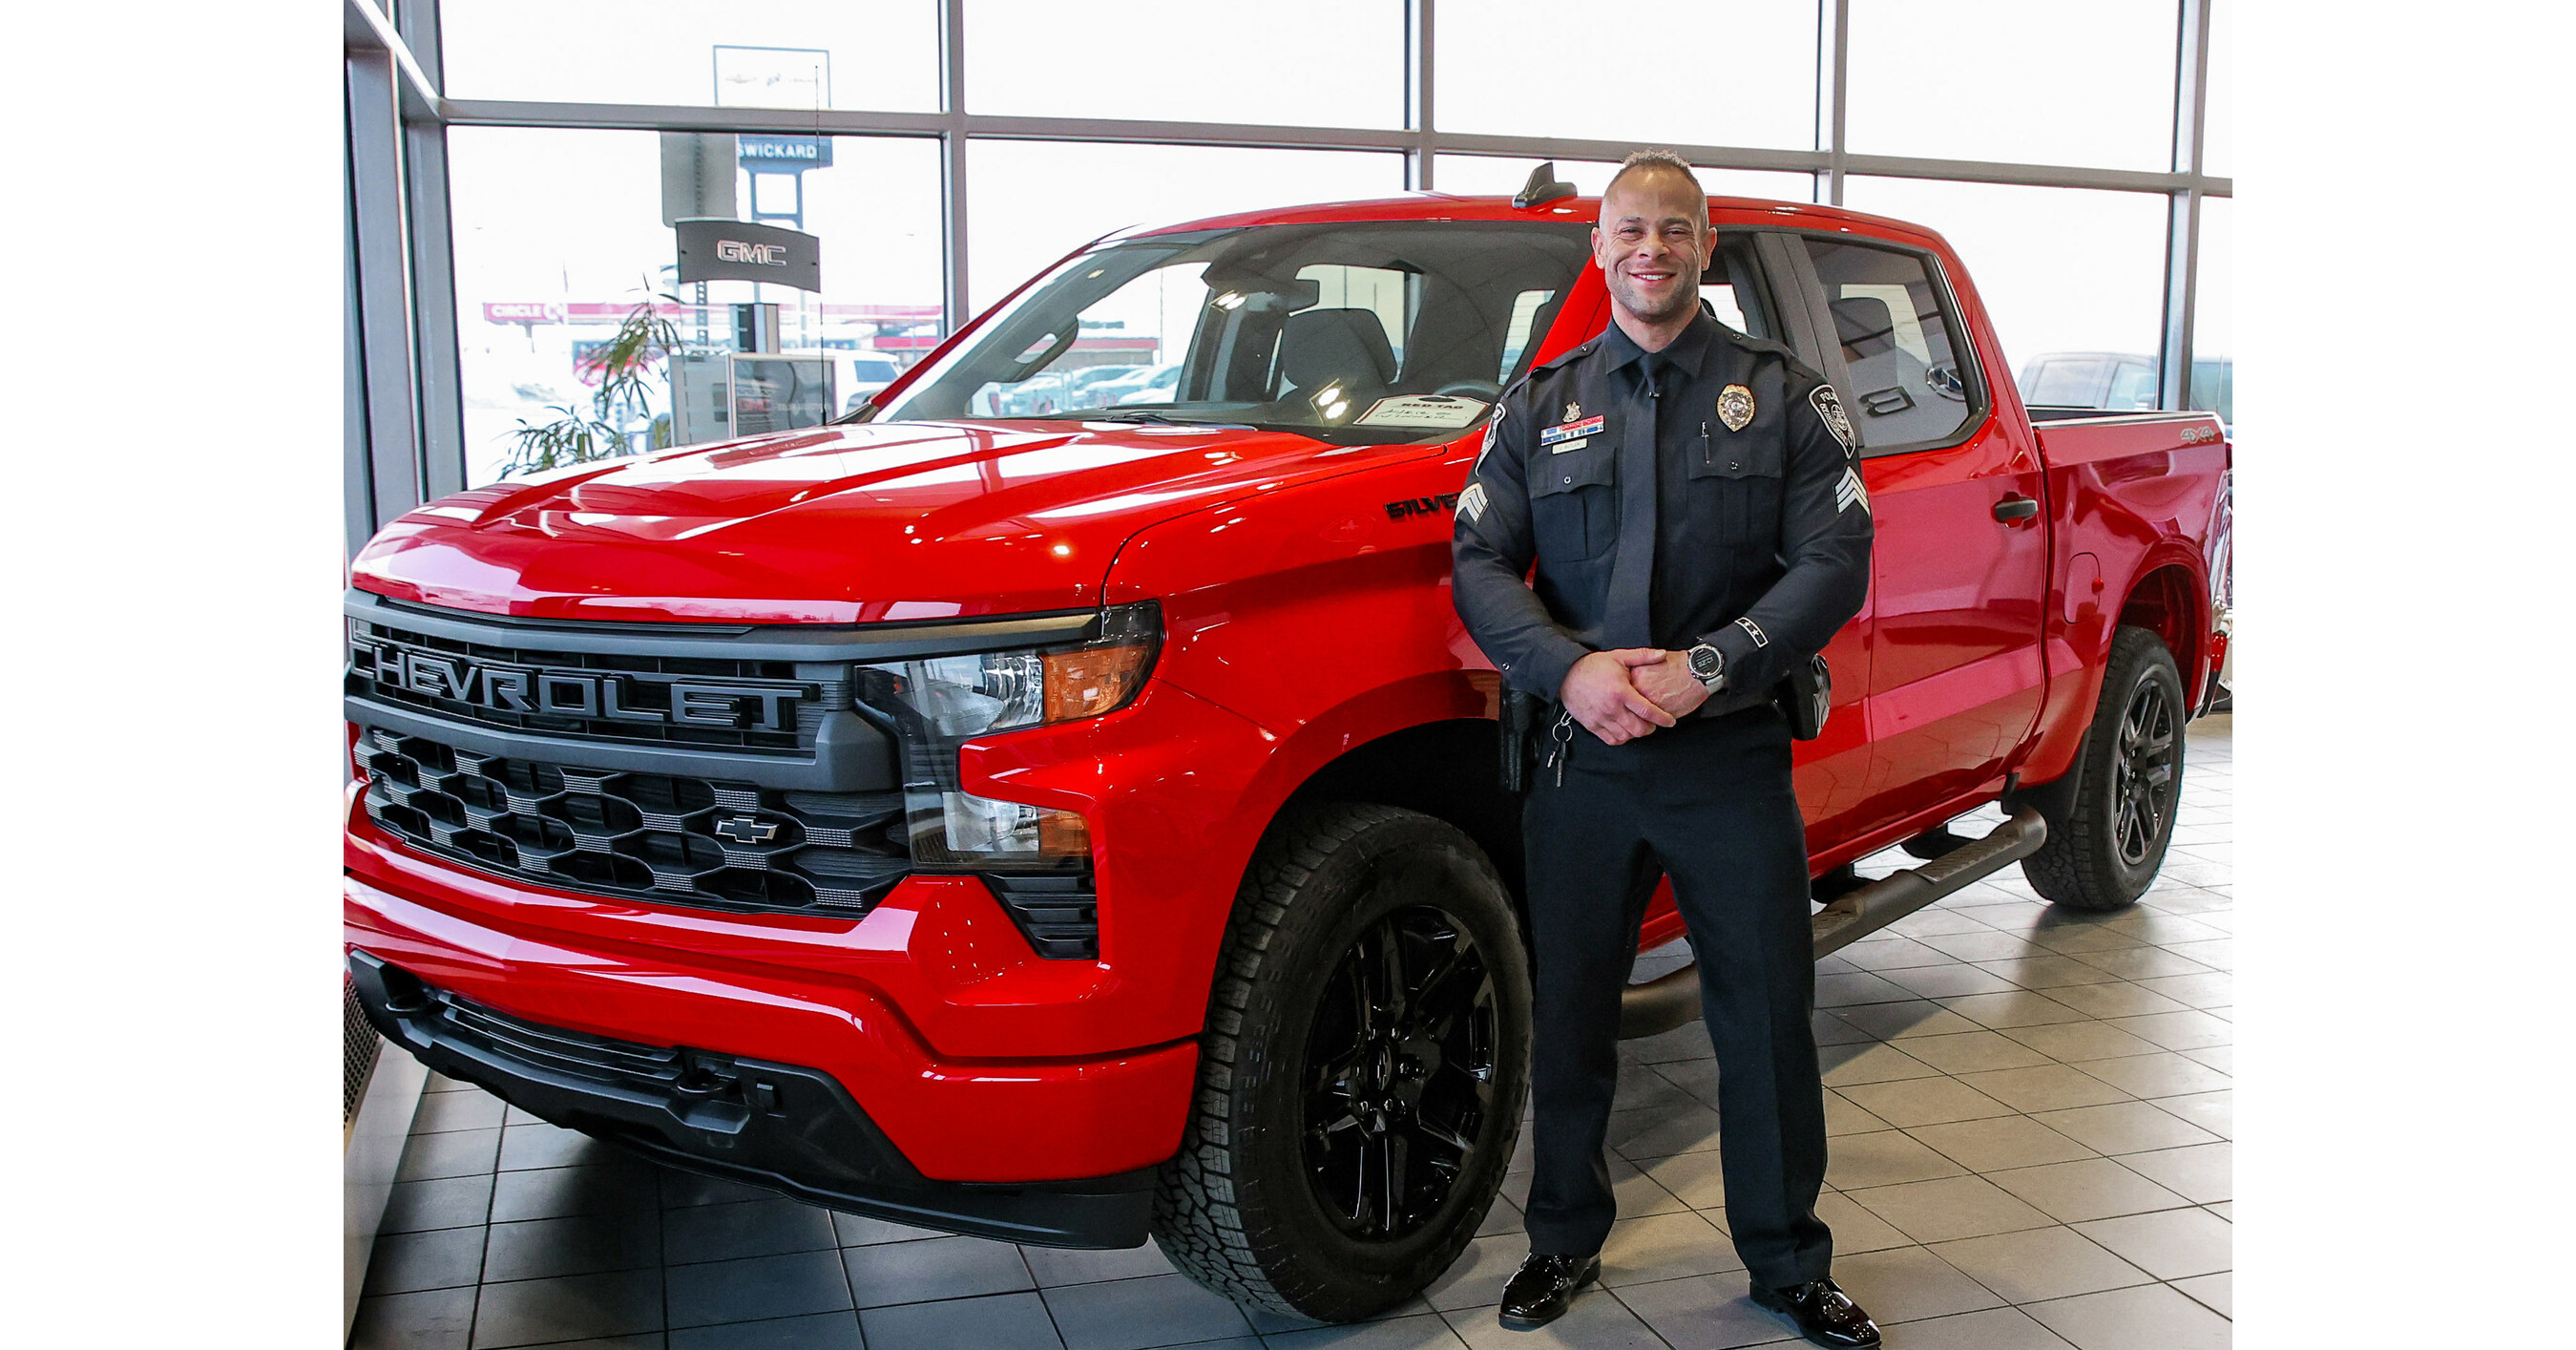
[
  {"x1": 1497, "y1": 1251, "x2": 1600, "y2": 1330},
  {"x1": 1750, "y1": 1277, "x2": 1881, "y2": 1348}
]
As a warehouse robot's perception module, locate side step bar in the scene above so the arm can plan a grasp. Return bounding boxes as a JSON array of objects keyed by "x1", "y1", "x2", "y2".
[{"x1": 1618, "y1": 810, "x2": 2049, "y2": 1040}]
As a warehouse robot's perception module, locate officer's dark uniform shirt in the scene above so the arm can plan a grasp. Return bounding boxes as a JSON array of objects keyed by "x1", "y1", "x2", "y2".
[{"x1": 1453, "y1": 309, "x2": 1873, "y2": 714}]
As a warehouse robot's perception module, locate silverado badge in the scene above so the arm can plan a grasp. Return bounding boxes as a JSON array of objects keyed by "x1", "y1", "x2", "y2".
[{"x1": 1716, "y1": 384, "x2": 1755, "y2": 432}]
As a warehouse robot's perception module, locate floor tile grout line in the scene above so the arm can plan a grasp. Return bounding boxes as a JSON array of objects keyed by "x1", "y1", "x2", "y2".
[
  {"x1": 1018, "y1": 1242, "x2": 1076, "y2": 1350},
  {"x1": 827, "y1": 1212, "x2": 862, "y2": 1344}
]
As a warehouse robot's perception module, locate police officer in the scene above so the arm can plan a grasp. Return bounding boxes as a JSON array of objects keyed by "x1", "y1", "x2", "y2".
[{"x1": 1452, "y1": 152, "x2": 1878, "y2": 1347}]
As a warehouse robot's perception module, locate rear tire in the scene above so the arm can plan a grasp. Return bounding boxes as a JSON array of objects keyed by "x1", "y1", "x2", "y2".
[
  {"x1": 1151, "y1": 803, "x2": 1532, "y2": 1321},
  {"x1": 2021, "y1": 625, "x2": 2186, "y2": 913}
]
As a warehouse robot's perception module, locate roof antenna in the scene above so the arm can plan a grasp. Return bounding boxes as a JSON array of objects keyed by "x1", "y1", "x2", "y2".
[{"x1": 1513, "y1": 160, "x2": 1577, "y2": 210}]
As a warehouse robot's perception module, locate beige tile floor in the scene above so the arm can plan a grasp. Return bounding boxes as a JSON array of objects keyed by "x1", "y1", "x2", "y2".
[{"x1": 353, "y1": 715, "x2": 2233, "y2": 1349}]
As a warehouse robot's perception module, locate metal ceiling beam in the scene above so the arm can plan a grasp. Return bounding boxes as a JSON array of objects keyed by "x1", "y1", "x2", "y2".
[{"x1": 431, "y1": 97, "x2": 2229, "y2": 199}]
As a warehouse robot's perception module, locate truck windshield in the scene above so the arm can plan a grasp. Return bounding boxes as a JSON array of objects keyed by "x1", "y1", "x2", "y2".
[{"x1": 874, "y1": 221, "x2": 1594, "y2": 445}]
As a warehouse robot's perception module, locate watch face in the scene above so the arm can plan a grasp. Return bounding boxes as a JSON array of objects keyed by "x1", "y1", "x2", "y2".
[{"x1": 1690, "y1": 647, "x2": 1722, "y2": 680}]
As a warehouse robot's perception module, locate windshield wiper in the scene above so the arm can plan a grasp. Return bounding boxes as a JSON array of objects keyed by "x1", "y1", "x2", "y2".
[{"x1": 1054, "y1": 408, "x2": 1257, "y2": 429}]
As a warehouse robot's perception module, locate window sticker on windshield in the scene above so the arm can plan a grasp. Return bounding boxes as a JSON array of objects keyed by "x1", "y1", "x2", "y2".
[{"x1": 1354, "y1": 394, "x2": 1489, "y2": 429}]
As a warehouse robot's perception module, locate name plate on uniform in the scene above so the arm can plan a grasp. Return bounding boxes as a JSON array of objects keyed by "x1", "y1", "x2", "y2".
[{"x1": 1539, "y1": 414, "x2": 1604, "y2": 448}]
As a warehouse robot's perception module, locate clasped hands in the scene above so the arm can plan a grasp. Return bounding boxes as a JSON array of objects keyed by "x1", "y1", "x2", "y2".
[{"x1": 1557, "y1": 648, "x2": 1709, "y2": 746}]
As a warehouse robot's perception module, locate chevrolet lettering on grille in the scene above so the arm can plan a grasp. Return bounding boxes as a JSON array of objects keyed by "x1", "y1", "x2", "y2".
[{"x1": 351, "y1": 636, "x2": 802, "y2": 731}]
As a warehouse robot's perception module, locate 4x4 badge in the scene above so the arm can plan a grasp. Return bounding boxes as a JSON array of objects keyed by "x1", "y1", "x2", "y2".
[{"x1": 714, "y1": 816, "x2": 780, "y2": 845}]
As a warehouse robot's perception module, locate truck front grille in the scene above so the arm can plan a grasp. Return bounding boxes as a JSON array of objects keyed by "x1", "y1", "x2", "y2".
[
  {"x1": 359, "y1": 727, "x2": 909, "y2": 915},
  {"x1": 347, "y1": 616, "x2": 841, "y2": 754}
]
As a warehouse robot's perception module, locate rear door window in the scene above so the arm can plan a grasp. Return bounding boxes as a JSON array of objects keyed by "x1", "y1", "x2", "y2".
[{"x1": 1799, "y1": 238, "x2": 1982, "y2": 453}]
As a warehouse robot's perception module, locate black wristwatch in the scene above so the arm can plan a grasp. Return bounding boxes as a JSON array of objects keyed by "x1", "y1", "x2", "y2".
[{"x1": 1686, "y1": 643, "x2": 1726, "y2": 691}]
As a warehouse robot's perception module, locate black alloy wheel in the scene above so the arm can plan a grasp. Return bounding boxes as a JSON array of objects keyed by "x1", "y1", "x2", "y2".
[
  {"x1": 1152, "y1": 803, "x2": 1531, "y2": 1322},
  {"x1": 2110, "y1": 677, "x2": 2177, "y2": 867},
  {"x1": 1302, "y1": 906, "x2": 1498, "y2": 1242},
  {"x1": 2021, "y1": 624, "x2": 2187, "y2": 912}
]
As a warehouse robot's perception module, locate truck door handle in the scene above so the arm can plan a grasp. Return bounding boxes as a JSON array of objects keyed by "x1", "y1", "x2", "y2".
[{"x1": 1992, "y1": 495, "x2": 2040, "y2": 523}]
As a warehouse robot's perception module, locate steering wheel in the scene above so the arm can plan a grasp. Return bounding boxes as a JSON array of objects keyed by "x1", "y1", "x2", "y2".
[{"x1": 1433, "y1": 378, "x2": 1502, "y2": 401}]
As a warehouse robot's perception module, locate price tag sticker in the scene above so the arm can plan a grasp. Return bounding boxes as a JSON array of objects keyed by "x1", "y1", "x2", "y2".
[{"x1": 1353, "y1": 394, "x2": 1489, "y2": 429}]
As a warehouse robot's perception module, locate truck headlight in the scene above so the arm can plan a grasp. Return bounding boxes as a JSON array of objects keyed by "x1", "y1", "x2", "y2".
[{"x1": 860, "y1": 603, "x2": 1158, "y2": 868}]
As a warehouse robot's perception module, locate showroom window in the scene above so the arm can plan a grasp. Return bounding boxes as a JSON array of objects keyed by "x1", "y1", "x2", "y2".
[
  {"x1": 965, "y1": 1, "x2": 1407, "y2": 129},
  {"x1": 437, "y1": 0, "x2": 943, "y2": 112},
  {"x1": 2192, "y1": 195, "x2": 2231, "y2": 425},
  {"x1": 1799, "y1": 237, "x2": 1982, "y2": 452},
  {"x1": 1841, "y1": 177, "x2": 2170, "y2": 406},
  {"x1": 1846, "y1": 0, "x2": 2181, "y2": 171},
  {"x1": 1432, "y1": 156, "x2": 1818, "y2": 203},
  {"x1": 2201, "y1": 0, "x2": 2232, "y2": 179},
  {"x1": 964, "y1": 140, "x2": 1406, "y2": 312},
  {"x1": 347, "y1": 0, "x2": 2224, "y2": 545},
  {"x1": 1436, "y1": 0, "x2": 1820, "y2": 150},
  {"x1": 446, "y1": 127, "x2": 943, "y2": 485}
]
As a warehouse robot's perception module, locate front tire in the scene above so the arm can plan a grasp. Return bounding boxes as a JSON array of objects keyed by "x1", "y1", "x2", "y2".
[
  {"x1": 1151, "y1": 803, "x2": 1532, "y2": 1321},
  {"x1": 2021, "y1": 625, "x2": 2186, "y2": 912}
]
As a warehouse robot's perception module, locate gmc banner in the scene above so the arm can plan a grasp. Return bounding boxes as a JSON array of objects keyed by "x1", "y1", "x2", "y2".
[{"x1": 674, "y1": 218, "x2": 822, "y2": 291}]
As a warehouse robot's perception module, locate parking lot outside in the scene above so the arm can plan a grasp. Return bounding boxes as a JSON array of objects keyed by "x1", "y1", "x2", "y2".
[{"x1": 353, "y1": 716, "x2": 2232, "y2": 1350}]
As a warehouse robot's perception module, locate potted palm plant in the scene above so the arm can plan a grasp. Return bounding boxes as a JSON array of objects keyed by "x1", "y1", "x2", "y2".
[{"x1": 502, "y1": 285, "x2": 681, "y2": 476}]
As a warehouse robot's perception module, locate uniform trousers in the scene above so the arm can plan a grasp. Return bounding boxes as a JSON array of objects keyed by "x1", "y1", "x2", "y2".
[{"x1": 1519, "y1": 703, "x2": 1833, "y2": 1289}]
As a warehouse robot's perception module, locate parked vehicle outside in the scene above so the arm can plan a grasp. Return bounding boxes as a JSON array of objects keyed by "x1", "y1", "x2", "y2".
[
  {"x1": 2019, "y1": 350, "x2": 2232, "y2": 428},
  {"x1": 835, "y1": 351, "x2": 905, "y2": 413}
]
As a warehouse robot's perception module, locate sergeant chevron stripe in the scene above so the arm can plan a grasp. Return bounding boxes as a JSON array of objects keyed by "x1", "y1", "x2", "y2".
[{"x1": 1834, "y1": 466, "x2": 1870, "y2": 515}]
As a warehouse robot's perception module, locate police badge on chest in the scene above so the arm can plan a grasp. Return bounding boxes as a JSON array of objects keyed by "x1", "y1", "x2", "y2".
[{"x1": 1716, "y1": 384, "x2": 1756, "y2": 432}]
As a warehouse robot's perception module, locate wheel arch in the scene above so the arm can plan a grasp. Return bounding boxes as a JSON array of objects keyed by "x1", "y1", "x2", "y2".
[
  {"x1": 1279, "y1": 717, "x2": 1525, "y2": 920},
  {"x1": 1225, "y1": 673, "x2": 1526, "y2": 925},
  {"x1": 2113, "y1": 556, "x2": 2210, "y2": 692}
]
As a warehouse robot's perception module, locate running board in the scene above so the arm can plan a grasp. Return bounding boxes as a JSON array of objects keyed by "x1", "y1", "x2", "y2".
[{"x1": 1617, "y1": 809, "x2": 2049, "y2": 1040}]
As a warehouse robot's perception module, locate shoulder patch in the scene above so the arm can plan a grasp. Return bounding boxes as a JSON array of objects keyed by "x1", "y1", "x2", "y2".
[
  {"x1": 1458, "y1": 480, "x2": 1488, "y2": 523},
  {"x1": 1810, "y1": 384, "x2": 1856, "y2": 454}
]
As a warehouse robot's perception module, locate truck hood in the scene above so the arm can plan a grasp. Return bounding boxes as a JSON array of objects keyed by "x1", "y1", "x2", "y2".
[{"x1": 352, "y1": 419, "x2": 1408, "y2": 623}]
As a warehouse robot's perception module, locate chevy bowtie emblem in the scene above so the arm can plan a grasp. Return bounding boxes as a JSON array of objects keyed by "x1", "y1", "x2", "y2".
[{"x1": 714, "y1": 815, "x2": 781, "y2": 845}]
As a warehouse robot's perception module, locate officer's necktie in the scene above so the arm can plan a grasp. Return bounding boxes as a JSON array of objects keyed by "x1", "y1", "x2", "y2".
[{"x1": 1602, "y1": 356, "x2": 1665, "y2": 650}]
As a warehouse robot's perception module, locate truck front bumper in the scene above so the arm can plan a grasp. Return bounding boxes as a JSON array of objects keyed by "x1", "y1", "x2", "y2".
[{"x1": 347, "y1": 946, "x2": 1159, "y2": 1248}]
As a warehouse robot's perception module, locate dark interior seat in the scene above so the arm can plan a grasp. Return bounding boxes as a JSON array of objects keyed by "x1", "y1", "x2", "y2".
[{"x1": 1276, "y1": 307, "x2": 1397, "y2": 410}]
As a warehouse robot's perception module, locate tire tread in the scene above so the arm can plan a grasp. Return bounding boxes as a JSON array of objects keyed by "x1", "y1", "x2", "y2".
[
  {"x1": 2021, "y1": 626, "x2": 2183, "y2": 913},
  {"x1": 1149, "y1": 802, "x2": 1521, "y2": 1318}
]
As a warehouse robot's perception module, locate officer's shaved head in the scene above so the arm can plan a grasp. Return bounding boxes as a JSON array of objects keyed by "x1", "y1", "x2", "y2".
[
  {"x1": 1602, "y1": 150, "x2": 1709, "y2": 225},
  {"x1": 1594, "y1": 150, "x2": 1713, "y2": 331}
]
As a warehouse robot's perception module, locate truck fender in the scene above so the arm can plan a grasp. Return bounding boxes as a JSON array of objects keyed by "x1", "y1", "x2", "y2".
[{"x1": 1229, "y1": 671, "x2": 1496, "y2": 837}]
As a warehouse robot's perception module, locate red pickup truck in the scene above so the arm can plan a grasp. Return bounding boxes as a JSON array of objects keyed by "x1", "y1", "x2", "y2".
[{"x1": 344, "y1": 186, "x2": 2230, "y2": 1320}]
